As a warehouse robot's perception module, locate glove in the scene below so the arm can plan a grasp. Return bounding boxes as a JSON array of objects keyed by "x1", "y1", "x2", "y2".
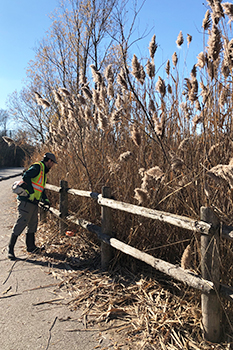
[
  {"x1": 43, "y1": 199, "x2": 50, "y2": 211},
  {"x1": 28, "y1": 193, "x2": 35, "y2": 201}
]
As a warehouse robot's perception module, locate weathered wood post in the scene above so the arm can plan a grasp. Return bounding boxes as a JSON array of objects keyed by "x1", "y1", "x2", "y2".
[
  {"x1": 200, "y1": 206, "x2": 221, "y2": 342},
  {"x1": 59, "y1": 180, "x2": 68, "y2": 235},
  {"x1": 101, "y1": 186, "x2": 113, "y2": 270}
]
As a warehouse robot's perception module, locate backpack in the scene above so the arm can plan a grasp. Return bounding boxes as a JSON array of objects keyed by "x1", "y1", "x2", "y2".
[{"x1": 12, "y1": 180, "x2": 29, "y2": 197}]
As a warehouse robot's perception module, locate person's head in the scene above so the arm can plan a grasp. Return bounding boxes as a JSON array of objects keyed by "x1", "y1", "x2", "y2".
[{"x1": 43, "y1": 152, "x2": 57, "y2": 170}]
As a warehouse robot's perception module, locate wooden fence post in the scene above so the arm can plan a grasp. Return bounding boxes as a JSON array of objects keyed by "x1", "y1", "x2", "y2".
[
  {"x1": 59, "y1": 180, "x2": 68, "y2": 235},
  {"x1": 200, "y1": 206, "x2": 221, "y2": 342},
  {"x1": 101, "y1": 186, "x2": 113, "y2": 270}
]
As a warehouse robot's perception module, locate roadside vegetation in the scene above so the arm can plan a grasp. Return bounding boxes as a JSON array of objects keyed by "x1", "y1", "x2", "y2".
[{"x1": 6, "y1": 0, "x2": 233, "y2": 348}]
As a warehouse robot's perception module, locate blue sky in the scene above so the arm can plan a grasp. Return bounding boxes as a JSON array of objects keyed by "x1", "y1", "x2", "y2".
[
  {"x1": 0, "y1": 0, "x2": 58, "y2": 111},
  {"x1": 0, "y1": 0, "x2": 207, "y2": 111}
]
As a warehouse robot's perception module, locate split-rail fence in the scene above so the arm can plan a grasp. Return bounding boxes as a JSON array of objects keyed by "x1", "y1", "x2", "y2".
[{"x1": 41, "y1": 180, "x2": 233, "y2": 343}]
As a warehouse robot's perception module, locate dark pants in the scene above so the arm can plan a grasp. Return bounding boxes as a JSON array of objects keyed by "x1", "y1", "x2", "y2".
[{"x1": 13, "y1": 200, "x2": 38, "y2": 237}]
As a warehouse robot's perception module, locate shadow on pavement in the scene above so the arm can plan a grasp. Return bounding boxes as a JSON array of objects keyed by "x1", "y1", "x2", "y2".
[{"x1": 13, "y1": 251, "x2": 101, "y2": 273}]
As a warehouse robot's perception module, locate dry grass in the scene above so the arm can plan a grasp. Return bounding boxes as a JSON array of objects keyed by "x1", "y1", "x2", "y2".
[
  {"x1": 28, "y1": 1, "x2": 233, "y2": 347},
  {"x1": 35, "y1": 222, "x2": 233, "y2": 349}
]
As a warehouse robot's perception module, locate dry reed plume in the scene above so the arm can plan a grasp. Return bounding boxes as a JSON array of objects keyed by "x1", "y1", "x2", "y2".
[
  {"x1": 33, "y1": 2, "x2": 233, "y2": 346},
  {"x1": 207, "y1": 163, "x2": 233, "y2": 189},
  {"x1": 131, "y1": 125, "x2": 141, "y2": 147},
  {"x1": 176, "y1": 31, "x2": 184, "y2": 47},
  {"x1": 181, "y1": 244, "x2": 192, "y2": 270},
  {"x1": 149, "y1": 34, "x2": 158, "y2": 59},
  {"x1": 134, "y1": 187, "x2": 149, "y2": 204}
]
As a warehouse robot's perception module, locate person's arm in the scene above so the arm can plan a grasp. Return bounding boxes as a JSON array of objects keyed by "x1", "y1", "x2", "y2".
[{"x1": 41, "y1": 190, "x2": 48, "y2": 202}]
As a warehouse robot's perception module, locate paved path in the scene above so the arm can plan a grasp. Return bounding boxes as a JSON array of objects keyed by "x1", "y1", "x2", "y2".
[
  {"x1": 0, "y1": 171, "x2": 116, "y2": 350},
  {"x1": 0, "y1": 167, "x2": 24, "y2": 180}
]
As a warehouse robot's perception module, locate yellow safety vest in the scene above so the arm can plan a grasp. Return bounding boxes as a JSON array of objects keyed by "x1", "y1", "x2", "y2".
[{"x1": 31, "y1": 162, "x2": 47, "y2": 200}]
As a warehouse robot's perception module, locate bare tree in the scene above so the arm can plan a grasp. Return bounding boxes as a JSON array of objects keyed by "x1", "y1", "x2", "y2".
[
  {"x1": 7, "y1": 89, "x2": 51, "y2": 144},
  {"x1": 0, "y1": 109, "x2": 9, "y2": 136}
]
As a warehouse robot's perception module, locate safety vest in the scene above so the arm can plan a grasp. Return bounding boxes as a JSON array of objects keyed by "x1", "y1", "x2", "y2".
[{"x1": 31, "y1": 162, "x2": 47, "y2": 200}]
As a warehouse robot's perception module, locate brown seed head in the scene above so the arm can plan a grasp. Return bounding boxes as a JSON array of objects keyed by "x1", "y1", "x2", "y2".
[
  {"x1": 195, "y1": 100, "x2": 201, "y2": 111},
  {"x1": 59, "y1": 88, "x2": 70, "y2": 96},
  {"x1": 119, "y1": 151, "x2": 133, "y2": 162},
  {"x1": 187, "y1": 34, "x2": 192, "y2": 47},
  {"x1": 191, "y1": 64, "x2": 197, "y2": 78},
  {"x1": 167, "y1": 84, "x2": 172, "y2": 94},
  {"x1": 207, "y1": 25, "x2": 222, "y2": 61},
  {"x1": 82, "y1": 86, "x2": 92, "y2": 99},
  {"x1": 117, "y1": 72, "x2": 128, "y2": 90},
  {"x1": 84, "y1": 106, "x2": 92, "y2": 121},
  {"x1": 139, "y1": 66, "x2": 146, "y2": 85},
  {"x1": 134, "y1": 188, "x2": 149, "y2": 205},
  {"x1": 40, "y1": 99, "x2": 51, "y2": 108},
  {"x1": 77, "y1": 94, "x2": 86, "y2": 105},
  {"x1": 110, "y1": 109, "x2": 122, "y2": 125},
  {"x1": 196, "y1": 52, "x2": 205, "y2": 69},
  {"x1": 131, "y1": 126, "x2": 141, "y2": 147},
  {"x1": 206, "y1": 0, "x2": 214, "y2": 9},
  {"x1": 107, "y1": 82, "x2": 114, "y2": 99},
  {"x1": 34, "y1": 91, "x2": 42, "y2": 100},
  {"x1": 149, "y1": 99, "x2": 156, "y2": 112},
  {"x1": 53, "y1": 90, "x2": 62, "y2": 103},
  {"x1": 105, "y1": 64, "x2": 114, "y2": 83},
  {"x1": 176, "y1": 31, "x2": 184, "y2": 47},
  {"x1": 98, "y1": 111, "x2": 108, "y2": 130},
  {"x1": 222, "y1": 2, "x2": 233, "y2": 21},
  {"x1": 181, "y1": 245, "x2": 192, "y2": 270},
  {"x1": 80, "y1": 73, "x2": 87, "y2": 85},
  {"x1": 172, "y1": 52, "x2": 178, "y2": 67},
  {"x1": 178, "y1": 138, "x2": 189, "y2": 152},
  {"x1": 115, "y1": 94, "x2": 123, "y2": 110},
  {"x1": 92, "y1": 89, "x2": 100, "y2": 108},
  {"x1": 165, "y1": 60, "x2": 170, "y2": 75},
  {"x1": 90, "y1": 64, "x2": 102, "y2": 85},
  {"x1": 132, "y1": 55, "x2": 141, "y2": 80},
  {"x1": 146, "y1": 166, "x2": 164, "y2": 180},
  {"x1": 171, "y1": 155, "x2": 184, "y2": 171},
  {"x1": 203, "y1": 10, "x2": 211, "y2": 30},
  {"x1": 149, "y1": 34, "x2": 158, "y2": 59},
  {"x1": 207, "y1": 164, "x2": 233, "y2": 189},
  {"x1": 156, "y1": 76, "x2": 166, "y2": 98},
  {"x1": 146, "y1": 59, "x2": 155, "y2": 78}
]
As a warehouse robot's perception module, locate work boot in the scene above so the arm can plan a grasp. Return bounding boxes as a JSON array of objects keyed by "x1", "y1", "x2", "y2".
[
  {"x1": 8, "y1": 234, "x2": 18, "y2": 260},
  {"x1": 26, "y1": 232, "x2": 44, "y2": 253}
]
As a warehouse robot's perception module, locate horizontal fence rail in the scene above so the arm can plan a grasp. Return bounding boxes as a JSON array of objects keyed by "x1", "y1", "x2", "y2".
[
  {"x1": 48, "y1": 205, "x2": 233, "y2": 301},
  {"x1": 97, "y1": 196, "x2": 212, "y2": 234},
  {"x1": 45, "y1": 184, "x2": 233, "y2": 241},
  {"x1": 43, "y1": 182, "x2": 233, "y2": 343}
]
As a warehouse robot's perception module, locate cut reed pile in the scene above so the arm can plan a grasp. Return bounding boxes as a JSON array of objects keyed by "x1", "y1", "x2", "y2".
[{"x1": 35, "y1": 222, "x2": 232, "y2": 349}]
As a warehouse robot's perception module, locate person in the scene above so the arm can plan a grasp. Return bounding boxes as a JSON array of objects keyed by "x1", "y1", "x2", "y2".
[{"x1": 8, "y1": 152, "x2": 57, "y2": 260}]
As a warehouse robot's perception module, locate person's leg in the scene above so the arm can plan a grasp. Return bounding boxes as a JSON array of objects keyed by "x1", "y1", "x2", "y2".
[
  {"x1": 8, "y1": 201, "x2": 31, "y2": 259},
  {"x1": 8, "y1": 234, "x2": 18, "y2": 260},
  {"x1": 26, "y1": 204, "x2": 39, "y2": 252}
]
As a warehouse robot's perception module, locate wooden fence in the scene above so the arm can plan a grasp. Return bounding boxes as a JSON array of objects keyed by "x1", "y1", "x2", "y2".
[{"x1": 41, "y1": 180, "x2": 233, "y2": 343}]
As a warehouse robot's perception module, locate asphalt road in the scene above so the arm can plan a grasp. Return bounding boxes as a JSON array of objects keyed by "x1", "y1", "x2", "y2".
[
  {"x1": 0, "y1": 167, "x2": 24, "y2": 180},
  {"x1": 0, "y1": 170, "x2": 117, "y2": 350}
]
